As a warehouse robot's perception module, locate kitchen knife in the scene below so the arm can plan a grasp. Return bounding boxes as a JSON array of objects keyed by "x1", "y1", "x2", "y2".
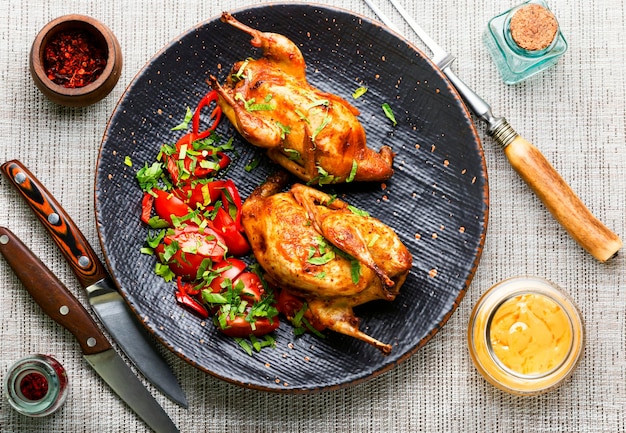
[
  {"x1": 364, "y1": 0, "x2": 622, "y2": 262},
  {"x1": 1, "y1": 160, "x2": 187, "y2": 408},
  {"x1": 0, "y1": 226, "x2": 179, "y2": 433}
]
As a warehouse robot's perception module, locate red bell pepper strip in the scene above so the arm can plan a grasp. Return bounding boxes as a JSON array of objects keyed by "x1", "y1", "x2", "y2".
[
  {"x1": 192, "y1": 89, "x2": 222, "y2": 140},
  {"x1": 141, "y1": 193, "x2": 154, "y2": 224},
  {"x1": 175, "y1": 277, "x2": 209, "y2": 318},
  {"x1": 164, "y1": 89, "x2": 227, "y2": 186},
  {"x1": 221, "y1": 179, "x2": 244, "y2": 232}
]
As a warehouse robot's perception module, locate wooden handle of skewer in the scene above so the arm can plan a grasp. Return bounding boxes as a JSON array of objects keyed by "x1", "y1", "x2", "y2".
[{"x1": 503, "y1": 135, "x2": 622, "y2": 262}]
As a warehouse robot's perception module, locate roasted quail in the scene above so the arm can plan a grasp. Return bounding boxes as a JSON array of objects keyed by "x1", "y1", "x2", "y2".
[
  {"x1": 241, "y1": 172, "x2": 412, "y2": 354},
  {"x1": 209, "y1": 12, "x2": 395, "y2": 185}
]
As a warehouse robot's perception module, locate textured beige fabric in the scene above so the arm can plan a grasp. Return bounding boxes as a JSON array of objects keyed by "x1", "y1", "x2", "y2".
[{"x1": 0, "y1": 0, "x2": 624, "y2": 431}]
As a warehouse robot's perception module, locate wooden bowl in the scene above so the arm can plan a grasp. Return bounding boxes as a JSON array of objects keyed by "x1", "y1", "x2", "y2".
[{"x1": 29, "y1": 15, "x2": 122, "y2": 107}]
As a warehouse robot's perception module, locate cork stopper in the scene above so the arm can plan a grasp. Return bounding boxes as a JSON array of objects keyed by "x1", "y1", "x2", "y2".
[{"x1": 509, "y1": 4, "x2": 558, "y2": 51}]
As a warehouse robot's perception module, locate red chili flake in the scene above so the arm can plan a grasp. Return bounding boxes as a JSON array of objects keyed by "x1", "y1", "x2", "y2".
[
  {"x1": 19, "y1": 372, "x2": 49, "y2": 401},
  {"x1": 44, "y1": 30, "x2": 107, "y2": 88}
]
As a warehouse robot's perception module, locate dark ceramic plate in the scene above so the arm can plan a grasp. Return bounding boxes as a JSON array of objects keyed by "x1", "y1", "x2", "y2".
[{"x1": 95, "y1": 3, "x2": 488, "y2": 392}]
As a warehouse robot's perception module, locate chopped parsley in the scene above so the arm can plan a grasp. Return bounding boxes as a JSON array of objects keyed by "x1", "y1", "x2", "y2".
[
  {"x1": 382, "y1": 103, "x2": 397, "y2": 126},
  {"x1": 305, "y1": 235, "x2": 362, "y2": 284},
  {"x1": 244, "y1": 157, "x2": 261, "y2": 172},
  {"x1": 231, "y1": 59, "x2": 251, "y2": 83},
  {"x1": 309, "y1": 165, "x2": 335, "y2": 186},
  {"x1": 295, "y1": 108, "x2": 310, "y2": 124},
  {"x1": 348, "y1": 205, "x2": 369, "y2": 217},
  {"x1": 352, "y1": 86, "x2": 368, "y2": 99},
  {"x1": 276, "y1": 121, "x2": 291, "y2": 140},
  {"x1": 283, "y1": 148, "x2": 301, "y2": 161},
  {"x1": 236, "y1": 335, "x2": 276, "y2": 356},
  {"x1": 290, "y1": 302, "x2": 326, "y2": 338},
  {"x1": 311, "y1": 114, "x2": 331, "y2": 143},
  {"x1": 171, "y1": 106, "x2": 193, "y2": 131},
  {"x1": 346, "y1": 160, "x2": 358, "y2": 183},
  {"x1": 136, "y1": 161, "x2": 170, "y2": 193},
  {"x1": 235, "y1": 93, "x2": 275, "y2": 112}
]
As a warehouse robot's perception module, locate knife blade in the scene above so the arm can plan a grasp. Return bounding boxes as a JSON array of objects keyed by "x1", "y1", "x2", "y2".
[
  {"x1": 0, "y1": 226, "x2": 179, "y2": 433},
  {"x1": 1, "y1": 160, "x2": 187, "y2": 408},
  {"x1": 364, "y1": 0, "x2": 622, "y2": 262}
]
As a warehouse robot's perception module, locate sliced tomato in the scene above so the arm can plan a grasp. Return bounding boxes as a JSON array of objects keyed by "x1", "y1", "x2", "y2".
[
  {"x1": 213, "y1": 207, "x2": 250, "y2": 256},
  {"x1": 173, "y1": 180, "x2": 227, "y2": 209},
  {"x1": 151, "y1": 188, "x2": 194, "y2": 227},
  {"x1": 156, "y1": 225, "x2": 226, "y2": 279},
  {"x1": 218, "y1": 315, "x2": 279, "y2": 338},
  {"x1": 207, "y1": 258, "x2": 247, "y2": 293},
  {"x1": 233, "y1": 272, "x2": 264, "y2": 303}
]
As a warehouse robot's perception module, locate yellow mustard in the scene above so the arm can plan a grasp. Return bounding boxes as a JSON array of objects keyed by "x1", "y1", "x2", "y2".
[
  {"x1": 468, "y1": 276, "x2": 584, "y2": 395},
  {"x1": 489, "y1": 293, "x2": 572, "y2": 375}
]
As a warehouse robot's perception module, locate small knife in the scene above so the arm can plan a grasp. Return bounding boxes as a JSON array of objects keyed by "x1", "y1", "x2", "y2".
[
  {"x1": 0, "y1": 226, "x2": 179, "y2": 433},
  {"x1": 1, "y1": 160, "x2": 187, "y2": 408},
  {"x1": 364, "y1": 0, "x2": 622, "y2": 262}
]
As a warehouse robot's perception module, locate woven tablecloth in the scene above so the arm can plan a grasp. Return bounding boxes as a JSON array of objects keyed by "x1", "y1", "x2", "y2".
[{"x1": 1, "y1": 0, "x2": 624, "y2": 431}]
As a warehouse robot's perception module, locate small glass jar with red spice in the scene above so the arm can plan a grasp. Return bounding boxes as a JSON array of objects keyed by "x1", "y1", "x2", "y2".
[{"x1": 3, "y1": 354, "x2": 69, "y2": 417}]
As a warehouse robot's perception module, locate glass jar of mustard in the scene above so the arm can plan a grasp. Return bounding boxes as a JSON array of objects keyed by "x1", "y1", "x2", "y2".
[
  {"x1": 468, "y1": 276, "x2": 584, "y2": 396},
  {"x1": 483, "y1": 0, "x2": 568, "y2": 84}
]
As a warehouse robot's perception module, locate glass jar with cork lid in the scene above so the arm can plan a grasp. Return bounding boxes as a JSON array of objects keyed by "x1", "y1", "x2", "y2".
[{"x1": 484, "y1": 0, "x2": 568, "y2": 84}]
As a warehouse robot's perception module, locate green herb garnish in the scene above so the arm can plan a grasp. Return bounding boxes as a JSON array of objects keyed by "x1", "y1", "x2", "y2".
[
  {"x1": 346, "y1": 160, "x2": 358, "y2": 183},
  {"x1": 171, "y1": 106, "x2": 193, "y2": 131},
  {"x1": 352, "y1": 86, "x2": 368, "y2": 99},
  {"x1": 382, "y1": 103, "x2": 397, "y2": 126}
]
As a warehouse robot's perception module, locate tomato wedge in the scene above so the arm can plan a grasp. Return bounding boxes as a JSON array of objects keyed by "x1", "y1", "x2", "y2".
[
  {"x1": 151, "y1": 189, "x2": 194, "y2": 226},
  {"x1": 156, "y1": 225, "x2": 227, "y2": 279},
  {"x1": 213, "y1": 207, "x2": 250, "y2": 256},
  {"x1": 165, "y1": 138, "x2": 231, "y2": 186},
  {"x1": 233, "y1": 272, "x2": 264, "y2": 303},
  {"x1": 173, "y1": 180, "x2": 227, "y2": 209},
  {"x1": 218, "y1": 315, "x2": 279, "y2": 338},
  {"x1": 206, "y1": 258, "x2": 247, "y2": 293}
]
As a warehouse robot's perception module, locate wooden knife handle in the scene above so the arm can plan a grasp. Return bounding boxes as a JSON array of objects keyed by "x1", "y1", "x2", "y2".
[
  {"x1": 0, "y1": 226, "x2": 112, "y2": 355},
  {"x1": 503, "y1": 135, "x2": 622, "y2": 262},
  {"x1": 1, "y1": 160, "x2": 108, "y2": 288}
]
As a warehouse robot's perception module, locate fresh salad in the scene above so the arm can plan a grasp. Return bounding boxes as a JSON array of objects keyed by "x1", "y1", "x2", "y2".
[{"x1": 135, "y1": 88, "x2": 323, "y2": 354}]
